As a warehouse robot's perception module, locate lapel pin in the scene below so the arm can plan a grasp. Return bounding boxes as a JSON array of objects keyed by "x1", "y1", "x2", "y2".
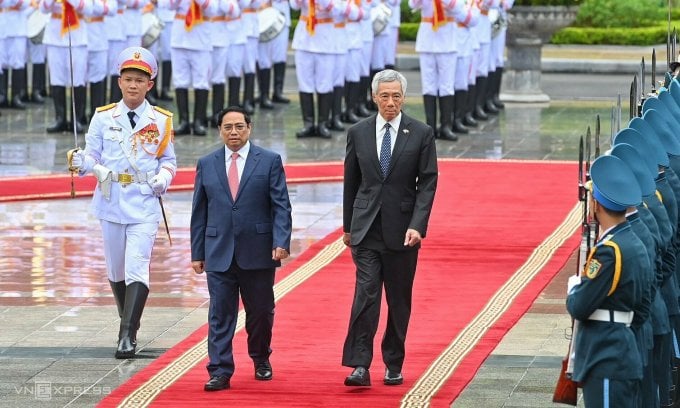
[{"x1": 403, "y1": 129, "x2": 409, "y2": 134}]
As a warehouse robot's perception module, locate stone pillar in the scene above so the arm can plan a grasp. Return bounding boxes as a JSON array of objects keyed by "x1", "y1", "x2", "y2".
[{"x1": 502, "y1": 38, "x2": 549, "y2": 103}]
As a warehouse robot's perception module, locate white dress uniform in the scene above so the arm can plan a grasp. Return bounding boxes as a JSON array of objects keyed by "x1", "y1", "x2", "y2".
[
  {"x1": 74, "y1": 46, "x2": 175, "y2": 360},
  {"x1": 105, "y1": 0, "x2": 127, "y2": 102},
  {"x1": 410, "y1": 0, "x2": 465, "y2": 141},
  {"x1": 260, "y1": 0, "x2": 290, "y2": 103},
  {"x1": 78, "y1": 48, "x2": 176, "y2": 286},
  {"x1": 290, "y1": 0, "x2": 350, "y2": 138},
  {"x1": 4, "y1": 0, "x2": 30, "y2": 108},
  {"x1": 328, "y1": 0, "x2": 360, "y2": 130},
  {"x1": 124, "y1": 0, "x2": 150, "y2": 46},
  {"x1": 451, "y1": 0, "x2": 478, "y2": 132},
  {"x1": 369, "y1": 0, "x2": 397, "y2": 72},
  {"x1": 208, "y1": 0, "x2": 239, "y2": 124},
  {"x1": 26, "y1": 4, "x2": 48, "y2": 103},
  {"x1": 86, "y1": 0, "x2": 116, "y2": 119},
  {"x1": 155, "y1": 5, "x2": 176, "y2": 100}
]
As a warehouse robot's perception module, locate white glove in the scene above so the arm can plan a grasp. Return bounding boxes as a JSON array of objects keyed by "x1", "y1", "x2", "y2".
[
  {"x1": 70, "y1": 150, "x2": 85, "y2": 169},
  {"x1": 567, "y1": 275, "x2": 581, "y2": 295},
  {"x1": 149, "y1": 168, "x2": 173, "y2": 197}
]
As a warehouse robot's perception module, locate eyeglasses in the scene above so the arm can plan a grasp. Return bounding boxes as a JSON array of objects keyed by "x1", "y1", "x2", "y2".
[{"x1": 222, "y1": 123, "x2": 248, "y2": 132}]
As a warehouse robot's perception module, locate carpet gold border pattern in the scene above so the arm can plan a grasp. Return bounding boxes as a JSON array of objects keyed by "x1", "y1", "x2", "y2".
[
  {"x1": 118, "y1": 237, "x2": 347, "y2": 408},
  {"x1": 401, "y1": 202, "x2": 581, "y2": 407}
]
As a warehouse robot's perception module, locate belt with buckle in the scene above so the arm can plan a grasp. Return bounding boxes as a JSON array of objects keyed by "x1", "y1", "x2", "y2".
[
  {"x1": 111, "y1": 171, "x2": 151, "y2": 185},
  {"x1": 588, "y1": 309, "x2": 634, "y2": 326}
]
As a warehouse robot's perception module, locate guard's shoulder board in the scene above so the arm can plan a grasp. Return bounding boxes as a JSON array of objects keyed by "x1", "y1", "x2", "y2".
[
  {"x1": 96, "y1": 102, "x2": 117, "y2": 112},
  {"x1": 154, "y1": 106, "x2": 173, "y2": 117}
]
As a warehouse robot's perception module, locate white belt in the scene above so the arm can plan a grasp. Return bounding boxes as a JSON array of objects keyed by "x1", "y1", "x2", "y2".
[
  {"x1": 111, "y1": 170, "x2": 153, "y2": 185},
  {"x1": 588, "y1": 309, "x2": 634, "y2": 326}
]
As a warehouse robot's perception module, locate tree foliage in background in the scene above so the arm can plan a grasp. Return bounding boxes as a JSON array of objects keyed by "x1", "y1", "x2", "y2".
[
  {"x1": 513, "y1": 0, "x2": 581, "y2": 5},
  {"x1": 573, "y1": 0, "x2": 664, "y2": 28}
]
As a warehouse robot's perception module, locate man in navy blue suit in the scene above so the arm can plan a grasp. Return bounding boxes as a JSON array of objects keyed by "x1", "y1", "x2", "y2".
[{"x1": 190, "y1": 106, "x2": 292, "y2": 392}]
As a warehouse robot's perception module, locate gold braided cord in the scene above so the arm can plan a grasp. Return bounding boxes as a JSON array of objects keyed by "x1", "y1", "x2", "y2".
[
  {"x1": 400, "y1": 202, "x2": 581, "y2": 407},
  {"x1": 118, "y1": 237, "x2": 346, "y2": 408}
]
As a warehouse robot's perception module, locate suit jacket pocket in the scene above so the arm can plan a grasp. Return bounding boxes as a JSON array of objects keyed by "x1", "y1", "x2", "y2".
[
  {"x1": 400, "y1": 201, "x2": 415, "y2": 212},
  {"x1": 256, "y1": 223, "x2": 273, "y2": 234},
  {"x1": 206, "y1": 226, "x2": 217, "y2": 237},
  {"x1": 353, "y1": 198, "x2": 368, "y2": 209}
]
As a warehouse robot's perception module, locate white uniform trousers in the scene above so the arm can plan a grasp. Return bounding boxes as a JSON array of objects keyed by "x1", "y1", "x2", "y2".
[
  {"x1": 370, "y1": 33, "x2": 390, "y2": 70},
  {"x1": 474, "y1": 42, "x2": 490, "y2": 77},
  {"x1": 360, "y1": 41, "x2": 371, "y2": 76},
  {"x1": 333, "y1": 53, "x2": 346, "y2": 87},
  {"x1": 490, "y1": 28, "x2": 506, "y2": 68},
  {"x1": 5, "y1": 37, "x2": 28, "y2": 69},
  {"x1": 385, "y1": 26, "x2": 398, "y2": 66},
  {"x1": 345, "y1": 48, "x2": 361, "y2": 82},
  {"x1": 257, "y1": 40, "x2": 274, "y2": 69},
  {"x1": 294, "y1": 50, "x2": 334, "y2": 94},
  {"x1": 454, "y1": 54, "x2": 472, "y2": 91},
  {"x1": 108, "y1": 40, "x2": 128, "y2": 76},
  {"x1": 243, "y1": 36, "x2": 258, "y2": 74},
  {"x1": 171, "y1": 48, "x2": 212, "y2": 89},
  {"x1": 47, "y1": 46, "x2": 87, "y2": 86},
  {"x1": 87, "y1": 50, "x2": 108, "y2": 83},
  {"x1": 270, "y1": 26, "x2": 288, "y2": 64},
  {"x1": 211, "y1": 46, "x2": 228, "y2": 84},
  {"x1": 127, "y1": 35, "x2": 142, "y2": 47},
  {"x1": 419, "y1": 52, "x2": 456, "y2": 96},
  {"x1": 226, "y1": 43, "x2": 245, "y2": 77},
  {"x1": 159, "y1": 22, "x2": 173, "y2": 61},
  {"x1": 28, "y1": 42, "x2": 46, "y2": 64},
  {"x1": 100, "y1": 220, "x2": 159, "y2": 287}
]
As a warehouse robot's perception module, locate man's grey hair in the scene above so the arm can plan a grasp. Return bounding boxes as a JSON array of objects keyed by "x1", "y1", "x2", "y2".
[{"x1": 371, "y1": 69, "x2": 407, "y2": 96}]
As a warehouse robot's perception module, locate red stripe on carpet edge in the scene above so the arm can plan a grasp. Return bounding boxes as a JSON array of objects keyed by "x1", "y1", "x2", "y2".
[
  {"x1": 98, "y1": 229, "x2": 345, "y2": 408},
  {"x1": 0, "y1": 162, "x2": 345, "y2": 202},
  {"x1": 432, "y1": 233, "x2": 580, "y2": 407}
]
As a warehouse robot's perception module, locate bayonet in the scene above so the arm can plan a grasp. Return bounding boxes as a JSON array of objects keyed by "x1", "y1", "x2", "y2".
[
  {"x1": 595, "y1": 114, "x2": 601, "y2": 158},
  {"x1": 641, "y1": 57, "x2": 646, "y2": 101},
  {"x1": 652, "y1": 48, "x2": 657, "y2": 93}
]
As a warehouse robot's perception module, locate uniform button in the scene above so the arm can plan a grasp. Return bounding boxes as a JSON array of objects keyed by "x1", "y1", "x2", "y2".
[{"x1": 232, "y1": 206, "x2": 237, "y2": 211}]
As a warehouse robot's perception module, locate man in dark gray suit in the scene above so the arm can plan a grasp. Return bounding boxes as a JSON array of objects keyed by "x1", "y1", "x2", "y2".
[
  {"x1": 341, "y1": 69, "x2": 438, "y2": 387},
  {"x1": 190, "y1": 106, "x2": 292, "y2": 392}
]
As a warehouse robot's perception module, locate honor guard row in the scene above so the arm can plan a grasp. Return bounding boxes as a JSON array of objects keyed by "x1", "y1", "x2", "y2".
[{"x1": 560, "y1": 73, "x2": 680, "y2": 407}]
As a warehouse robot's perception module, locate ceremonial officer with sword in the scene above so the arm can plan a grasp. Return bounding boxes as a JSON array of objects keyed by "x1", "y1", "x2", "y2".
[{"x1": 69, "y1": 47, "x2": 177, "y2": 359}]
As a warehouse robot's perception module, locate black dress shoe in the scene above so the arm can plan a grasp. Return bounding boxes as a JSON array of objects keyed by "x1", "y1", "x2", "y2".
[
  {"x1": 344, "y1": 366, "x2": 370, "y2": 386},
  {"x1": 384, "y1": 368, "x2": 403, "y2": 385},
  {"x1": 204, "y1": 375, "x2": 230, "y2": 391},
  {"x1": 254, "y1": 360, "x2": 273, "y2": 381}
]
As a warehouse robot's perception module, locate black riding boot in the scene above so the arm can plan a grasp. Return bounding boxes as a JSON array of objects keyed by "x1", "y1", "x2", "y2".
[
  {"x1": 0, "y1": 73, "x2": 7, "y2": 107},
  {"x1": 30, "y1": 63, "x2": 46, "y2": 103},
  {"x1": 211, "y1": 83, "x2": 225, "y2": 127},
  {"x1": 109, "y1": 75, "x2": 122, "y2": 103},
  {"x1": 355, "y1": 76, "x2": 372, "y2": 117},
  {"x1": 452, "y1": 91, "x2": 469, "y2": 133},
  {"x1": 160, "y1": 61, "x2": 173, "y2": 101},
  {"x1": 464, "y1": 84, "x2": 480, "y2": 126},
  {"x1": 491, "y1": 67, "x2": 505, "y2": 109},
  {"x1": 329, "y1": 86, "x2": 345, "y2": 131},
  {"x1": 10, "y1": 68, "x2": 27, "y2": 110},
  {"x1": 74, "y1": 86, "x2": 87, "y2": 132},
  {"x1": 109, "y1": 280, "x2": 126, "y2": 318},
  {"x1": 341, "y1": 81, "x2": 360, "y2": 124},
  {"x1": 423, "y1": 94, "x2": 437, "y2": 136},
  {"x1": 272, "y1": 62, "x2": 290, "y2": 103},
  {"x1": 89, "y1": 80, "x2": 106, "y2": 121},
  {"x1": 47, "y1": 86, "x2": 68, "y2": 133},
  {"x1": 243, "y1": 73, "x2": 256, "y2": 114},
  {"x1": 193, "y1": 89, "x2": 209, "y2": 136},
  {"x1": 174, "y1": 88, "x2": 191, "y2": 135},
  {"x1": 316, "y1": 92, "x2": 333, "y2": 139},
  {"x1": 257, "y1": 67, "x2": 274, "y2": 109},
  {"x1": 473, "y1": 77, "x2": 490, "y2": 120},
  {"x1": 296, "y1": 92, "x2": 316, "y2": 138},
  {"x1": 227, "y1": 76, "x2": 241, "y2": 108},
  {"x1": 438, "y1": 95, "x2": 458, "y2": 141},
  {"x1": 115, "y1": 282, "x2": 149, "y2": 359}
]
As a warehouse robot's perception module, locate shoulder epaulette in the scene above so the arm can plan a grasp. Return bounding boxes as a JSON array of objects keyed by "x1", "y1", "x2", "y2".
[
  {"x1": 96, "y1": 103, "x2": 117, "y2": 112},
  {"x1": 154, "y1": 106, "x2": 174, "y2": 117}
]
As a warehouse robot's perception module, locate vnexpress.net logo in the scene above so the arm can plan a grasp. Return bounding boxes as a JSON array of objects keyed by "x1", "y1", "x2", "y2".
[{"x1": 35, "y1": 381, "x2": 52, "y2": 401}]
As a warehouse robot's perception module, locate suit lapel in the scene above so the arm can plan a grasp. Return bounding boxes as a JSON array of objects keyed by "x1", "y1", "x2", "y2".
[
  {"x1": 389, "y1": 113, "x2": 412, "y2": 174},
  {"x1": 212, "y1": 148, "x2": 231, "y2": 201},
  {"x1": 364, "y1": 116, "x2": 383, "y2": 177},
  {"x1": 239, "y1": 145, "x2": 261, "y2": 199}
]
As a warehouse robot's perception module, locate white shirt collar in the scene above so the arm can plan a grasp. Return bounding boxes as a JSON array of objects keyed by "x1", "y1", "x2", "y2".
[
  {"x1": 226, "y1": 141, "x2": 251, "y2": 160},
  {"x1": 376, "y1": 112, "x2": 402, "y2": 133}
]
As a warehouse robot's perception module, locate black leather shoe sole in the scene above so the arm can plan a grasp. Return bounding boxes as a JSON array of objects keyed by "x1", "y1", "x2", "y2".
[{"x1": 384, "y1": 376, "x2": 403, "y2": 385}]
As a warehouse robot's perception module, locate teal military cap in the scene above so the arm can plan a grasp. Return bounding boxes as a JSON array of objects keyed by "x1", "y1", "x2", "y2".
[{"x1": 590, "y1": 155, "x2": 642, "y2": 211}]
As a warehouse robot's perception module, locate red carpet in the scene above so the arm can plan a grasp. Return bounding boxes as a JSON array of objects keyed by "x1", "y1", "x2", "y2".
[
  {"x1": 0, "y1": 161, "x2": 344, "y2": 202},
  {"x1": 88, "y1": 159, "x2": 580, "y2": 408}
]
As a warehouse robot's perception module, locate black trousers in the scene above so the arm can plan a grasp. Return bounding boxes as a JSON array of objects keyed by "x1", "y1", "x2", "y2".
[
  {"x1": 342, "y1": 244, "x2": 418, "y2": 373},
  {"x1": 205, "y1": 263, "x2": 275, "y2": 378}
]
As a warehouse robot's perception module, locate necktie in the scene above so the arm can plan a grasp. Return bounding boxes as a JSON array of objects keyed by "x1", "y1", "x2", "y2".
[
  {"x1": 228, "y1": 152, "x2": 240, "y2": 199},
  {"x1": 379, "y1": 123, "x2": 392, "y2": 177},
  {"x1": 127, "y1": 111, "x2": 136, "y2": 129}
]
